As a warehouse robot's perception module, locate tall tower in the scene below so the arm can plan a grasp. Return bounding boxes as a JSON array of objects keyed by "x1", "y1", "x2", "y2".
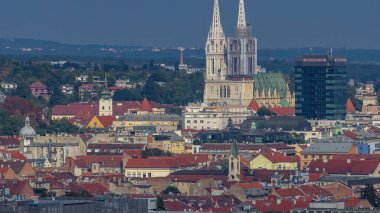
[
  {"x1": 228, "y1": 140, "x2": 240, "y2": 182},
  {"x1": 227, "y1": 0, "x2": 257, "y2": 77},
  {"x1": 205, "y1": 0, "x2": 226, "y2": 80},
  {"x1": 99, "y1": 92, "x2": 113, "y2": 116}
]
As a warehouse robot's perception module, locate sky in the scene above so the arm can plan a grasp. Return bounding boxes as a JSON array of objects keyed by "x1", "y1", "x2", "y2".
[{"x1": 0, "y1": 0, "x2": 379, "y2": 49}]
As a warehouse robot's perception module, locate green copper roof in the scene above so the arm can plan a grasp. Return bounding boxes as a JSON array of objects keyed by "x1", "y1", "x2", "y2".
[
  {"x1": 230, "y1": 140, "x2": 239, "y2": 157},
  {"x1": 254, "y1": 72, "x2": 289, "y2": 98},
  {"x1": 280, "y1": 99, "x2": 290, "y2": 107}
]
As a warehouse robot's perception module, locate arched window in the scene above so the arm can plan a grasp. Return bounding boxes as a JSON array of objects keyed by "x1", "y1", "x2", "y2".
[
  {"x1": 220, "y1": 86, "x2": 223, "y2": 98},
  {"x1": 227, "y1": 86, "x2": 231, "y2": 98}
]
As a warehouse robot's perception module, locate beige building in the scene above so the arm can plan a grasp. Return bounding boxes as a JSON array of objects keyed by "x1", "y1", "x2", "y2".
[
  {"x1": 113, "y1": 114, "x2": 182, "y2": 132},
  {"x1": 183, "y1": 103, "x2": 253, "y2": 130},
  {"x1": 19, "y1": 117, "x2": 87, "y2": 168}
]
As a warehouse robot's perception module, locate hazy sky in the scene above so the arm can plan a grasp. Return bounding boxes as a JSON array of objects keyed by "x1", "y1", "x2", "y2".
[{"x1": 0, "y1": 0, "x2": 379, "y2": 49}]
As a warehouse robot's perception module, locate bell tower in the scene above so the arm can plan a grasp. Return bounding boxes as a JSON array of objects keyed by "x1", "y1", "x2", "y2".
[
  {"x1": 99, "y1": 92, "x2": 113, "y2": 116},
  {"x1": 228, "y1": 140, "x2": 240, "y2": 182}
]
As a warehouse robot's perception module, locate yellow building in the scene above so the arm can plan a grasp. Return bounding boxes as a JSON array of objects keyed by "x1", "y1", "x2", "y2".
[
  {"x1": 249, "y1": 152, "x2": 298, "y2": 170},
  {"x1": 113, "y1": 114, "x2": 182, "y2": 132},
  {"x1": 87, "y1": 116, "x2": 115, "y2": 129},
  {"x1": 162, "y1": 141, "x2": 186, "y2": 154}
]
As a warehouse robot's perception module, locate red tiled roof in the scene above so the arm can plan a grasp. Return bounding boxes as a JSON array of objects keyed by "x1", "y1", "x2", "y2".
[
  {"x1": 124, "y1": 150, "x2": 143, "y2": 158},
  {"x1": 73, "y1": 155, "x2": 122, "y2": 168},
  {"x1": 254, "y1": 198, "x2": 294, "y2": 212},
  {"x1": 306, "y1": 159, "x2": 380, "y2": 175},
  {"x1": 299, "y1": 185, "x2": 332, "y2": 197},
  {"x1": 141, "y1": 98, "x2": 153, "y2": 112},
  {"x1": 343, "y1": 131, "x2": 358, "y2": 139},
  {"x1": 247, "y1": 100, "x2": 260, "y2": 111},
  {"x1": 268, "y1": 107, "x2": 295, "y2": 116},
  {"x1": 346, "y1": 98, "x2": 356, "y2": 114},
  {"x1": 238, "y1": 182, "x2": 263, "y2": 189},
  {"x1": 125, "y1": 156, "x2": 198, "y2": 169},
  {"x1": 0, "y1": 137, "x2": 20, "y2": 147},
  {"x1": 308, "y1": 173, "x2": 323, "y2": 182},
  {"x1": 80, "y1": 183, "x2": 108, "y2": 195},
  {"x1": 95, "y1": 116, "x2": 115, "y2": 128},
  {"x1": 0, "y1": 167, "x2": 10, "y2": 174},
  {"x1": 164, "y1": 200, "x2": 196, "y2": 212},
  {"x1": 274, "y1": 187, "x2": 306, "y2": 199},
  {"x1": 0, "y1": 150, "x2": 27, "y2": 160},
  {"x1": 30, "y1": 82, "x2": 47, "y2": 89},
  {"x1": 0, "y1": 180, "x2": 31, "y2": 195}
]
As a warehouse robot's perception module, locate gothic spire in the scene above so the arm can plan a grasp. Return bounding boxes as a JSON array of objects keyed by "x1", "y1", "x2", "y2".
[
  {"x1": 237, "y1": 0, "x2": 247, "y2": 28},
  {"x1": 208, "y1": 0, "x2": 224, "y2": 39},
  {"x1": 230, "y1": 140, "x2": 239, "y2": 157}
]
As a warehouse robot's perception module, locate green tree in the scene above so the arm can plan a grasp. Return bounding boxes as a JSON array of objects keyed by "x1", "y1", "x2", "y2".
[
  {"x1": 162, "y1": 186, "x2": 180, "y2": 195},
  {"x1": 0, "y1": 109, "x2": 24, "y2": 136},
  {"x1": 361, "y1": 184, "x2": 380, "y2": 207},
  {"x1": 113, "y1": 89, "x2": 142, "y2": 101},
  {"x1": 47, "y1": 121, "x2": 83, "y2": 134}
]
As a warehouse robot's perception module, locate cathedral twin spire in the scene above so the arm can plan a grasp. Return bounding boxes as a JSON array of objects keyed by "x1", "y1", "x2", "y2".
[
  {"x1": 209, "y1": 0, "x2": 248, "y2": 38},
  {"x1": 237, "y1": 0, "x2": 247, "y2": 29}
]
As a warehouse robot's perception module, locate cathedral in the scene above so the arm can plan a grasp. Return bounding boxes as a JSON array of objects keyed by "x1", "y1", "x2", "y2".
[{"x1": 203, "y1": 0, "x2": 294, "y2": 108}]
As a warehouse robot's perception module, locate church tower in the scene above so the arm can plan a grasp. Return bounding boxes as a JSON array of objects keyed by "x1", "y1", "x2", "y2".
[
  {"x1": 227, "y1": 0, "x2": 257, "y2": 76},
  {"x1": 228, "y1": 140, "x2": 240, "y2": 182},
  {"x1": 205, "y1": 0, "x2": 226, "y2": 81},
  {"x1": 203, "y1": 0, "x2": 254, "y2": 106},
  {"x1": 99, "y1": 92, "x2": 113, "y2": 116}
]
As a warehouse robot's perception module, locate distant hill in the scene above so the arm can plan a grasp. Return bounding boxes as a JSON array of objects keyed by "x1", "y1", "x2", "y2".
[{"x1": 1, "y1": 38, "x2": 380, "y2": 62}]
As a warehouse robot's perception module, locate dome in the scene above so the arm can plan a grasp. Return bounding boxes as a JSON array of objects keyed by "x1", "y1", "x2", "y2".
[{"x1": 19, "y1": 116, "x2": 36, "y2": 137}]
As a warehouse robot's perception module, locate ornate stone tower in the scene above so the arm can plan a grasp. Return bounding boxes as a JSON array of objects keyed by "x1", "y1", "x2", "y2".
[
  {"x1": 205, "y1": 0, "x2": 226, "y2": 81},
  {"x1": 227, "y1": 0, "x2": 257, "y2": 77},
  {"x1": 228, "y1": 140, "x2": 240, "y2": 182},
  {"x1": 99, "y1": 92, "x2": 113, "y2": 116},
  {"x1": 203, "y1": 0, "x2": 254, "y2": 106}
]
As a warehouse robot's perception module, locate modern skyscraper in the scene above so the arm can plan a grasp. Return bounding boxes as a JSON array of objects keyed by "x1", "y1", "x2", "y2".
[{"x1": 295, "y1": 55, "x2": 347, "y2": 120}]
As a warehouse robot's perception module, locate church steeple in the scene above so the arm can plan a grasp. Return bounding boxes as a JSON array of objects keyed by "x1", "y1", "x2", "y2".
[
  {"x1": 237, "y1": 0, "x2": 247, "y2": 29},
  {"x1": 208, "y1": 0, "x2": 224, "y2": 40},
  {"x1": 228, "y1": 140, "x2": 240, "y2": 182}
]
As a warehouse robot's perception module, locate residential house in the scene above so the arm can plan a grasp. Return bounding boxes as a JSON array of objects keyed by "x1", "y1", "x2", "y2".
[
  {"x1": 300, "y1": 142, "x2": 357, "y2": 169},
  {"x1": 249, "y1": 152, "x2": 298, "y2": 170},
  {"x1": 87, "y1": 116, "x2": 115, "y2": 129},
  {"x1": 0, "y1": 180, "x2": 35, "y2": 200},
  {"x1": 30, "y1": 82, "x2": 48, "y2": 96}
]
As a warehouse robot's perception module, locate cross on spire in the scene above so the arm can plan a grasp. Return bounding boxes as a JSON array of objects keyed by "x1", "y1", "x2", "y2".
[{"x1": 237, "y1": 0, "x2": 247, "y2": 28}]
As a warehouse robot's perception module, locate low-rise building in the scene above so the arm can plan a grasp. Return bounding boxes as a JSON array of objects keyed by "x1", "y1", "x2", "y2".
[
  {"x1": 113, "y1": 114, "x2": 181, "y2": 132},
  {"x1": 249, "y1": 152, "x2": 298, "y2": 170},
  {"x1": 183, "y1": 103, "x2": 253, "y2": 130},
  {"x1": 30, "y1": 82, "x2": 48, "y2": 96}
]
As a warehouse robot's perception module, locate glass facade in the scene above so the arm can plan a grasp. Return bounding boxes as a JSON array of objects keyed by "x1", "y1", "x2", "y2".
[{"x1": 295, "y1": 55, "x2": 347, "y2": 120}]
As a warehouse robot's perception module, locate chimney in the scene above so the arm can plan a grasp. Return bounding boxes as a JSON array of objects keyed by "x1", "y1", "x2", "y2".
[
  {"x1": 347, "y1": 159, "x2": 351, "y2": 164},
  {"x1": 277, "y1": 199, "x2": 282, "y2": 205}
]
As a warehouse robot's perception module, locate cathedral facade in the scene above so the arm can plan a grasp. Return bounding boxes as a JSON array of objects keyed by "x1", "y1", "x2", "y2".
[{"x1": 203, "y1": 0, "x2": 255, "y2": 107}]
